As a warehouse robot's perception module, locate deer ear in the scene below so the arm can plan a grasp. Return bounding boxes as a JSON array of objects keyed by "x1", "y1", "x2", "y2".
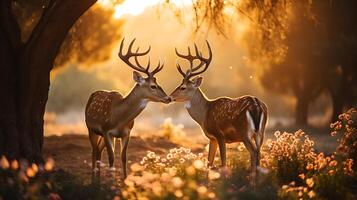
[
  {"x1": 192, "y1": 76, "x2": 203, "y2": 87},
  {"x1": 133, "y1": 71, "x2": 145, "y2": 85}
]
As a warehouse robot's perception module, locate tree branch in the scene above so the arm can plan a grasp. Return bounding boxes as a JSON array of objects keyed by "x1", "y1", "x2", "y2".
[{"x1": 0, "y1": 0, "x2": 23, "y2": 52}]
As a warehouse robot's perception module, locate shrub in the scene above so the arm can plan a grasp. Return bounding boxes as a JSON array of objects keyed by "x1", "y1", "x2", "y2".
[
  {"x1": 123, "y1": 148, "x2": 217, "y2": 200},
  {"x1": 261, "y1": 130, "x2": 316, "y2": 185}
]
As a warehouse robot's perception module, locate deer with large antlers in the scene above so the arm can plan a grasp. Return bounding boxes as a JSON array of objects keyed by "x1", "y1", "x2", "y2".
[
  {"x1": 170, "y1": 41, "x2": 268, "y2": 184},
  {"x1": 85, "y1": 38, "x2": 171, "y2": 179}
]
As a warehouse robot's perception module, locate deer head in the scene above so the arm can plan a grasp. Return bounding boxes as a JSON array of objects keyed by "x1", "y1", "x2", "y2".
[
  {"x1": 119, "y1": 38, "x2": 171, "y2": 103},
  {"x1": 170, "y1": 41, "x2": 212, "y2": 102}
]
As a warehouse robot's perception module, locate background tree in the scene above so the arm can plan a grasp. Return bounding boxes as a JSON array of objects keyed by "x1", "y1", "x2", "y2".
[
  {"x1": 189, "y1": 0, "x2": 357, "y2": 125},
  {"x1": 0, "y1": 0, "x2": 122, "y2": 161},
  {"x1": 320, "y1": 0, "x2": 357, "y2": 121},
  {"x1": 260, "y1": 2, "x2": 324, "y2": 125}
]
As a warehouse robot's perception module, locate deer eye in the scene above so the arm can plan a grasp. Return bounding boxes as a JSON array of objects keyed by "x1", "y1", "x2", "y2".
[
  {"x1": 180, "y1": 87, "x2": 186, "y2": 90},
  {"x1": 150, "y1": 85, "x2": 157, "y2": 89}
]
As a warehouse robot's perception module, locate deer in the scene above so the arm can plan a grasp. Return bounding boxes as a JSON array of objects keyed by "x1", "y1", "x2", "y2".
[
  {"x1": 169, "y1": 41, "x2": 268, "y2": 185},
  {"x1": 85, "y1": 38, "x2": 171, "y2": 179}
]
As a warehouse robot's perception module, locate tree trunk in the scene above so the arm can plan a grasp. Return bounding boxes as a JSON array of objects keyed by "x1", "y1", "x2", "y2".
[
  {"x1": 295, "y1": 96, "x2": 309, "y2": 126},
  {"x1": 331, "y1": 93, "x2": 344, "y2": 123},
  {"x1": 0, "y1": 0, "x2": 97, "y2": 162},
  {"x1": 0, "y1": 0, "x2": 22, "y2": 160}
]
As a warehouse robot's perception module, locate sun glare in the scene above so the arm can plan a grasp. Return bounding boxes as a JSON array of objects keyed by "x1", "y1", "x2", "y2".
[{"x1": 99, "y1": 0, "x2": 192, "y2": 19}]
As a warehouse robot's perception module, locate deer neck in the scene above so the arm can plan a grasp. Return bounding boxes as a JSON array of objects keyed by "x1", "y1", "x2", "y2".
[
  {"x1": 114, "y1": 84, "x2": 148, "y2": 124},
  {"x1": 185, "y1": 88, "x2": 209, "y2": 126}
]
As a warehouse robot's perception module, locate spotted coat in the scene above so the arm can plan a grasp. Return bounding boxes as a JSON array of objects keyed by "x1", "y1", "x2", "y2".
[
  {"x1": 85, "y1": 91, "x2": 122, "y2": 123},
  {"x1": 205, "y1": 95, "x2": 268, "y2": 143}
]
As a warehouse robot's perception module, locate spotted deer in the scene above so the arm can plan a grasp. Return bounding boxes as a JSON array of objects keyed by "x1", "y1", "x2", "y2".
[
  {"x1": 169, "y1": 41, "x2": 268, "y2": 184},
  {"x1": 85, "y1": 38, "x2": 171, "y2": 179}
]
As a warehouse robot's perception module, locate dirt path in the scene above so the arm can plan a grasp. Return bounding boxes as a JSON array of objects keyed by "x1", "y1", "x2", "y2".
[{"x1": 43, "y1": 135, "x2": 204, "y2": 182}]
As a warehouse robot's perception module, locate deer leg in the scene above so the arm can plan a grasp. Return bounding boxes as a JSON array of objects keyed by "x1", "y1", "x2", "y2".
[
  {"x1": 98, "y1": 137, "x2": 105, "y2": 159},
  {"x1": 216, "y1": 136, "x2": 226, "y2": 167},
  {"x1": 120, "y1": 134, "x2": 130, "y2": 179},
  {"x1": 89, "y1": 131, "x2": 100, "y2": 171},
  {"x1": 208, "y1": 139, "x2": 218, "y2": 167},
  {"x1": 89, "y1": 130, "x2": 101, "y2": 183},
  {"x1": 243, "y1": 139, "x2": 258, "y2": 186},
  {"x1": 103, "y1": 133, "x2": 115, "y2": 170},
  {"x1": 255, "y1": 127, "x2": 265, "y2": 167}
]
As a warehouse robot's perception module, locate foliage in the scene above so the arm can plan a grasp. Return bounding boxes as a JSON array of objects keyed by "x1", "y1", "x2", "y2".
[
  {"x1": 0, "y1": 157, "x2": 58, "y2": 199},
  {"x1": 261, "y1": 130, "x2": 316, "y2": 184},
  {"x1": 0, "y1": 156, "x2": 121, "y2": 200},
  {"x1": 120, "y1": 109, "x2": 357, "y2": 200},
  {"x1": 12, "y1": 0, "x2": 123, "y2": 67},
  {"x1": 55, "y1": 3, "x2": 123, "y2": 67},
  {"x1": 47, "y1": 65, "x2": 116, "y2": 113},
  {"x1": 157, "y1": 118, "x2": 187, "y2": 143},
  {"x1": 331, "y1": 108, "x2": 357, "y2": 171},
  {"x1": 123, "y1": 149, "x2": 216, "y2": 200},
  {"x1": 2, "y1": 110, "x2": 357, "y2": 199}
]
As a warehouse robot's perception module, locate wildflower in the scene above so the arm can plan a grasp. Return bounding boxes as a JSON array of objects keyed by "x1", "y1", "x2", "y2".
[
  {"x1": 331, "y1": 131, "x2": 337, "y2": 136},
  {"x1": 307, "y1": 190, "x2": 316, "y2": 198},
  {"x1": 306, "y1": 178, "x2": 314, "y2": 188},
  {"x1": 11, "y1": 160, "x2": 18, "y2": 170},
  {"x1": 338, "y1": 114, "x2": 344, "y2": 120},
  {"x1": 193, "y1": 160, "x2": 204, "y2": 170},
  {"x1": 172, "y1": 177, "x2": 183, "y2": 188},
  {"x1": 124, "y1": 179, "x2": 134, "y2": 187},
  {"x1": 208, "y1": 170, "x2": 221, "y2": 180},
  {"x1": 44, "y1": 158, "x2": 55, "y2": 171},
  {"x1": 186, "y1": 166, "x2": 196, "y2": 175},
  {"x1": 306, "y1": 163, "x2": 314, "y2": 170},
  {"x1": 298, "y1": 191, "x2": 303, "y2": 197},
  {"x1": 152, "y1": 181, "x2": 162, "y2": 196},
  {"x1": 31, "y1": 163, "x2": 38, "y2": 173},
  {"x1": 208, "y1": 192, "x2": 216, "y2": 199},
  {"x1": 197, "y1": 186, "x2": 208, "y2": 194},
  {"x1": 237, "y1": 143, "x2": 245, "y2": 151},
  {"x1": 303, "y1": 187, "x2": 308, "y2": 192},
  {"x1": 328, "y1": 169, "x2": 334, "y2": 176},
  {"x1": 299, "y1": 174, "x2": 305, "y2": 180},
  {"x1": 168, "y1": 167, "x2": 177, "y2": 176},
  {"x1": 174, "y1": 190, "x2": 183, "y2": 198},
  {"x1": 26, "y1": 167, "x2": 36, "y2": 177},
  {"x1": 167, "y1": 153, "x2": 173, "y2": 160},
  {"x1": 329, "y1": 160, "x2": 337, "y2": 167},
  {"x1": 0, "y1": 156, "x2": 9, "y2": 169},
  {"x1": 343, "y1": 159, "x2": 354, "y2": 175},
  {"x1": 274, "y1": 131, "x2": 281, "y2": 138}
]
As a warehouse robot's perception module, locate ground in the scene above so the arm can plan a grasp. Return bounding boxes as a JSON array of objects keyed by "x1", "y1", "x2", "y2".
[
  {"x1": 43, "y1": 126, "x2": 336, "y2": 184},
  {"x1": 43, "y1": 134, "x2": 205, "y2": 183}
]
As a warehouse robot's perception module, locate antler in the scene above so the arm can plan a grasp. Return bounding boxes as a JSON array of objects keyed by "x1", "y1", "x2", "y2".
[
  {"x1": 118, "y1": 38, "x2": 164, "y2": 77},
  {"x1": 175, "y1": 40, "x2": 212, "y2": 80}
]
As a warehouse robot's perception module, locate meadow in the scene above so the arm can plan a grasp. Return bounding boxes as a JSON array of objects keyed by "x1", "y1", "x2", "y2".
[{"x1": 1, "y1": 109, "x2": 356, "y2": 199}]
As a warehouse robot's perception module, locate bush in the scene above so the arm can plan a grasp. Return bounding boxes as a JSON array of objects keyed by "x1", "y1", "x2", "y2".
[
  {"x1": 47, "y1": 65, "x2": 116, "y2": 113},
  {"x1": 123, "y1": 148, "x2": 216, "y2": 200}
]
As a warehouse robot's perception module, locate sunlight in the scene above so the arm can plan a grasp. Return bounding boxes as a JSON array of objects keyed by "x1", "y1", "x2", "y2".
[
  {"x1": 99, "y1": 0, "x2": 192, "y2": 19},
  {"x1": 113, "y1": 0, "x2": 160, "y2": 18}
]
